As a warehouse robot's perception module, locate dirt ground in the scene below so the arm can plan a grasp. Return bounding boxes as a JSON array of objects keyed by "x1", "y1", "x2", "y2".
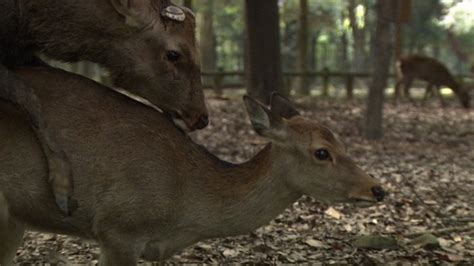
[{"x1": 14, "y1": 95, "x2": 474, "y2": 265}]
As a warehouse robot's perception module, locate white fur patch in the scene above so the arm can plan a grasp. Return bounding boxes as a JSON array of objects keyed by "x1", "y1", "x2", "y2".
[
  {"x1": 172, "y1": 117, "x2": 189, "y2": 132},
  {"x1": 112, "y1": 87, "x2": 189, "y2": 131},
  {"x1": 112, "y1": 87, "x2": 163, "y2": 113}
]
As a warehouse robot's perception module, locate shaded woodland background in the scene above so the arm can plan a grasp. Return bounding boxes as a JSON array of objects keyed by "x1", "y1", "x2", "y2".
[
  {"x1": 52, "y1": 0, "x2": 474, "y2": 84},
  {"x1": 23, "y1": 0, "x2": 473, "y2": 264},
  {"x1": 50, "y1": 0, "x2": 474, "y2": 139}
]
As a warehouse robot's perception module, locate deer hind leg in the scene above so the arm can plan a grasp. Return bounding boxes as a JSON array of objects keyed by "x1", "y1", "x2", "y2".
[
  {"x1": 98, "y1": 234, "x2": 141, "y2": 266},
  {"x1": 422, "y1": 83, "x2": 435, "y2": 105},
  {"x1": 0, "y1": 64, "x2": 77, "y2": 215},
  {"x1": 99, "y1": 245, "x2": 140, "y2": 266},
  {"x1": 0, "y1": 194, "x2": 25, "y2": 266},
  {"x1": 435, "y1": 85, "x2": 446, "y2": 107},
  {"x1": 394, "y1": 80, "x2": 403, "y2": 105},
  {"x1": 402, "y1": 78, "x2": 414, "y2": 102}
]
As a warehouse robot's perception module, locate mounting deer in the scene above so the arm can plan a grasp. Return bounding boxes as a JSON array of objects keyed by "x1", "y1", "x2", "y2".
[
  {"x1": 0, "y1": 67, "x2": 385, "y2": 265},
  {"x1": 0, "y1": 0, "x2": 208, "y2": 215},
  {"x1": 394, "y1": 55, "x2": 470, "y2": 108}
]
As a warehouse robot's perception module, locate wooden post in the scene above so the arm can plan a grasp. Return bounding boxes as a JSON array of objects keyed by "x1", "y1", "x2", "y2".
[
  {"x1": 346, "y1": 74, "x2": 354, "y2": 100},
  {"x1": 322, "y1": 68, "x2": 330, "y2": 97}
]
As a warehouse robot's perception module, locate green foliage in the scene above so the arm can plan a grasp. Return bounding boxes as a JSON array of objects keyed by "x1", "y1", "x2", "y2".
[
  {"x1": 189, "y1": 0, "x2": 473, "y2": 73},
  {"x1": 405, "y1": 0, "x2": 445, "y2": 54},
  {"x1": 440, "y1": 0, "x2": 474, "y2": 33}
]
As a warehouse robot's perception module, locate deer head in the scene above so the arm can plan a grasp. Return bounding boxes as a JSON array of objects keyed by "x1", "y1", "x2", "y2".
[
  {"x1": 244, "y1": 93, "x2": 385, "y2": 204},
  {"x1": 107, "y1": 0, "x2": 208, "y2": 129}
]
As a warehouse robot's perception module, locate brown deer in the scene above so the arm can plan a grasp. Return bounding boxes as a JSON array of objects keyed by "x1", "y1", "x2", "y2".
[
  {"x1": 0, "y1": 67, "x2": 385, "y2": 265},
  {"x1": 0, "y1": 0, "x2": 208, "y2": 214},
  {"x1": 394, "y1": 55, "x2": 470, "y2": 108}
]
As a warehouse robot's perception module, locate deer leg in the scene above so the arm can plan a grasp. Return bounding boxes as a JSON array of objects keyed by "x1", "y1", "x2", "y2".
[
  {"x1": 394, "y1": 80, "x2": 403, "y2": 104},
  {"x1": 98, "y1": 239, "x2": 140, "y2": 266},
  {"x1": 0, "y1": 213, "x2": 25, "y2": 266},
  {"x1": 0, "y1": 64, "x2": 77, "y2": 215},
  {"x1": 435, "y1": 86, "x2": 446, "y2": 107},
  {"x1": 422, "y1": 83, "x2": 434, "y2": 105},
  {"x1": 403, "y1": 78, "x2": 414, "y2": 102}
]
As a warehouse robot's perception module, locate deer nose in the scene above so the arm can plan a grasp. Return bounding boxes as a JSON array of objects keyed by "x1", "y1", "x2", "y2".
[
  {"x1": 193, "y1": 114, "x2": 209, "y2": 130},
  {"x1": 371, "y1": 186, "x2": 385, "y2": 202}
]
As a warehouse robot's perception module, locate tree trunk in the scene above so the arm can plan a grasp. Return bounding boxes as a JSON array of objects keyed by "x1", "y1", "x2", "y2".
[
  {"x1": 297, "y1": 0, "x2": 310, "y2": 95},
  {"x1": 198, "y1": 0, "x2": 216, "y2": 89},
  {"x1": 393, "y1": 0, "x2": 404, "y2": 86},
  {"x1": 364, "y1": 0, "x2": 395, "y2": 140},
  {"x1": 339, "y1": 13, "x2": 350, "y2": 72},
  {"x1": 447, "y1": 30, "x2": 470, "y2": 63},
  {"x1": 394, "y1": 0, "x2": 410, "y2": 70},
  {"x1": 199, "y1": 0, "x2": 216, "y2": 71},
  {"x1": 320, "y1": 41, "x2": 328, "y2": 69},
  {"x1": 310, "y1": 33, "x2": 319, "y2": 71},
  {"x1": 245, "y1": 0, "x2": 285, "y2": 104},
  {"x1": 340, "y1": 20, "x2": 351, "y2": 99},
  {"x1": 348, "y1": 0, "x2": 367, "y2": 71}
]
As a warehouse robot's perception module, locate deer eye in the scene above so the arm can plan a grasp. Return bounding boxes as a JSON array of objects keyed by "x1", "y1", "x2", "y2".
[
  {"x1": 314, "y1": 149, "x2": 331, "y2": 161},
  {"x1": 166, "y1": 50, "x2": 181, "y2": 62}
]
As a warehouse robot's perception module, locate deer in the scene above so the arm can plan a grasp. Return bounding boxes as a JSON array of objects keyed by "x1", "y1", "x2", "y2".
[
  {"x1": 0, "y1": 67, "x2": 385, "y2": 265},
  {"x1": 394, "y1": 55, "x2": 471, "y2": 108},
  {"x1": 0, "y1": 0, "x2": 208, "y2": 215}
]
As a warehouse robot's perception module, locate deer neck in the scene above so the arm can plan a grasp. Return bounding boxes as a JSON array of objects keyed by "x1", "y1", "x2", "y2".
[
  {"x1": 20, "y1": 0, "x2": 124, "y2": 63},
  {"x1": 189, "y1": 144, "x2": 301, "y2": 238}
]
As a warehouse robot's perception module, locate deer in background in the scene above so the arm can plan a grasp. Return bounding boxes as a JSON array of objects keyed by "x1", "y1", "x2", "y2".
[
  {"x1": 394, "y1": 55, "x2": 471, "y2": 108},
  {"x1": 0, "y1": 67, "x2": 385, "y2": 265},
  {"x1": 0, "y1": 0, "x2": 208, "y2": 215}
]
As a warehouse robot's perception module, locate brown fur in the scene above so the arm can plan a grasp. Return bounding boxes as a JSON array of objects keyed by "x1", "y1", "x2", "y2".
[
  {"x1": 395, "y1": 55, "x2": 470, "y2": 108},
  {"x1": 0, "y1": 67, "x2": 383, "y2": 264},
  {"x1": 0, "y1": 0, "x2": 207, "y2": 217},
  {"x1": 2, "y1": 0, "x2": 207, "y2": 128}
]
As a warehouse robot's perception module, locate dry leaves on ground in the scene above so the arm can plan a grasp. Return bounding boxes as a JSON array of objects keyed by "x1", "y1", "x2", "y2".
[{"x1": 15, "y1": 94, "x2": 474, "y2": 264}]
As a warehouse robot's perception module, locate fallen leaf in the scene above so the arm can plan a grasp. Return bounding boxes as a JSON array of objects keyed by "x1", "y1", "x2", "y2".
[
  {"x1": 447, "y1": 253, "x2": 464, "y2": 262},
  {"x1": 304, "y1": 238, "x2": 327, "y2": 249},
  {"x1": 222, "y1": 248, "x2": 239, "y2": 258},
  {"x1": 352, "y1": 235, "x2": 400, "y2": 250},
  {"x1": 324, "y1": 207, "x2": 343, "y2": 220}
]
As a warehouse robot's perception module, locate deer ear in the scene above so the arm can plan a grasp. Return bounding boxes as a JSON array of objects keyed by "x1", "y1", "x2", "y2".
[
  {"x1": 243, "y1": 96, "x2": 287, "y2": 140},
  {"x1": 111, "y1": 0, "x2": 156, "y2": 28},
  {"x1": 270, "y1": 92, "x2": 300, "y2": 119}
]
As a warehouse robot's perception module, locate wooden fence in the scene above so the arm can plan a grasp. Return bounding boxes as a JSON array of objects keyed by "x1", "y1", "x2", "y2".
[{"x1": 201, "y1": 70, "x2": 473, "y2": 99}]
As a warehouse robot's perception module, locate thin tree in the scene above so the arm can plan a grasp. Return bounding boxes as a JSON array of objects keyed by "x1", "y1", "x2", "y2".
[
  {"x1": 199, "y1": 0, "x2": 217, "y2": 72},
  {"x1": 348, "y1": 0, "x2": 368, "y2": 71},
  {"x1": 339, "y1": 11, "x2": 350, "y2": 73},
  {"x1": 364, "y1": 0, "x2": 395, "y2": 139},
  {"x1": 198, "y1": 0, "x2": 217, "y2": 92},
  {"x1": 297, "y1": 0, "x2": 310, "y2": 95},
  {"x1": 245, "y1": 0, "x2": 285, "y2": 104},
  {"x1": 394, "y1": 0, "x2": 411, "y2": 64}
]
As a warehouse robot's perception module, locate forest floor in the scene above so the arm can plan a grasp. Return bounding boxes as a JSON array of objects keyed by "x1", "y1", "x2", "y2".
[{"x1": 15, "y1": 94, "x2": 473, "y2": 265}]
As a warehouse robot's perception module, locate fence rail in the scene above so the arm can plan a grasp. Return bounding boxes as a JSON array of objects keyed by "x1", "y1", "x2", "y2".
[{"x1": 201, "y1": 71, "x2": 473, "y2": 99}]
